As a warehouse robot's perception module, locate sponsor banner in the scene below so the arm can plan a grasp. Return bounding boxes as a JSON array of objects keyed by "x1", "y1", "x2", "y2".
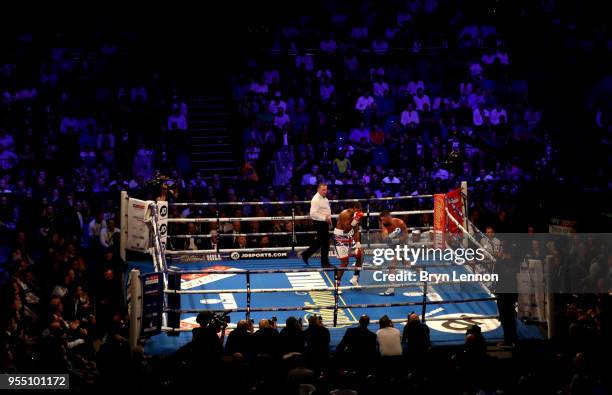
[
  {"x1": 156, "y1": 201, "x2": 169, "y2": 252},
  {"x1": 229, "y1": 251, "x2": 289, "y2": 260},
  {"x1": 445, "y1": 188, "x2": 463, "y2": 234},
  {"x1": 180, "y1": 265, "x2": 239, "y2": 289},
  {"x1": 433, "y1": 194, "x2": 445, "y2": 249},
  {"x1": 549, "y1": 218, "x2": 577, "y2": 234},
  {"x1": 426, "y1": 313, "x2": 500, "y2": 333},
  {"x1": 127, "y1": 198, "x2": 150, "y2": 252},
  {"x1": 169, "y1": 253, "x2": 224, "y2": 263},
  {"x1": 140, "y1": 272, "x2": 163, "y2": 337}
]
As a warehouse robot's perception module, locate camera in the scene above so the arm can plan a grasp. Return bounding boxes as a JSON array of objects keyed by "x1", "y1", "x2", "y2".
[
  {"x1": 146, "y1": 172, "x2": 173, "y2": 188},
  {"x1": 196, "y1": 311, "x2": 231, "y2": 331},
  {"x1": 209, "y1": 312, "x2": 230, "y2": 330}
]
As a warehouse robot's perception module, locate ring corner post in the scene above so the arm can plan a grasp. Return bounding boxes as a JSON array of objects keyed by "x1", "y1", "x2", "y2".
[
  {"x1": 460, "y1": 181, "x2": 469, "y2": 248},
  {"x1": 333, "y1": 267, "x2": 339, "y2": 327},
  {"x1": 365, "y1": 198, "x2": 371, "y2": 248},
  {"x1": 433, "y1": 193, "x2": 446, "y2": 249},
  {"x1": 167, "y1": 268, "x2": 181, "y2": 336},
  {"x1": 128, "y1": 269, "x2": 143, "y2": 353},
  {"x1": 120, "y1": 190, "x2": 129, "y2": 262},
  {"x1": 291, "y1": 202, "x2": 296, "y2": 253},
  {"x1": 421, "y1": 279, "x2": 428, "y2": 323},
  {"x1": 246, "y1": 271, "x2": 251, "y2": 322}
]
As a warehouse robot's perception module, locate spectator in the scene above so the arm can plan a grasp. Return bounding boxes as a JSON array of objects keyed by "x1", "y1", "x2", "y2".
[
  {"x1": 376, "y1": 315, "x2": 402, "y2": 357},
  {"x1": 481, "y1": 226, "x2": 503, "y2": 259},
  {"x1": 273, "y1": 107, "x2": 290, "y2": 130},
  {"x1": 279, "y1": 317, "x2": 305, "y2": 356},
  {"x1": 349, "y1": 122, "x2": 371, "y2": 144},
  {"x1": 336, "y1": 314, "x2": 377, "y2": 369},
  {"x1": 168, "y1": 107, "x2": 188, "y2": 131},
  {"x1": 225, "y1": 319, "x2": 253, "y2": 358},
  {"x1": 301, "y1": 165, "x2": 320, "y2": 186},
  {"x1": 382, "y1": 169, "x2": 400, "y2": 184},
  {"x1": 253, "y1": 318, "x2": 280, "y2": 358},
  {"x1": 355, "y1": 91, "x2": 375, "y2": 112},
  {"x1": 99, "y1": 219, "x2": 120, "y2": 249},
  {"x1": 402, "y1": 313, "x2": 431, "y2": 356},
  {"x1": 413, "y1": 88, "x2": 431, "y2": 111},
  {"x1": 369, "y1": 124, "x2": 385, "y2": 146},
  {"x1": 333, "y1": 150, "x2": 351, "y2": 176},
  {"x1": 304, "y1": 315, "x2": 330, "y2": 371},
  {"x1": 87, "y1": 213, "x2": 106, "y2": 248},
  {"x1": 400, "y1": 103, "x2": 420, "y2": 126}
]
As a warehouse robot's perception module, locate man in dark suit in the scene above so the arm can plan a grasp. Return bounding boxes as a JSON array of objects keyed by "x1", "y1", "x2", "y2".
[
  {"x1": 336, "y1": 314, "x2": 378, "y2": 371},
  {"x1": 178, "y1": 223, "x2": 206, "y2": 250}
]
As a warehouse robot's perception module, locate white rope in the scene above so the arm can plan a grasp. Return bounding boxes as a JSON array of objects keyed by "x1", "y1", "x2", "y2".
[
  {"x1": 168, "y1": 226, "x2": 435, "y2": 239},
  {"x1": 165, "y1": 280, "x2": 462, "y2": 294},
  {"x1": 167, "y1": 296, "x2": 497, "y2": 314},
  {"x1": 169, "y1": 194, "x2": 435, "y2": 207},
  {"x1": 166, "y1": 210, "x2": 434, "y2": 223},
  {"x1": 165, "y1": 241, "x2": 434, "y2": 255}
]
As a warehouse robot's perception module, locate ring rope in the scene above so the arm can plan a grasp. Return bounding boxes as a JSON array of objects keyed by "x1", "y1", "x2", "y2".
[
  {"x1": 165, "y1": 296, "x2": 498, "y2": 314},
  {"x1": 165, "y1": 241, "x2": 435, "y2": 254},
  {"x1": 167, "y1": 263, "x2": 471, "y2": 275},
  {"x1": 169, "y1": 194, "x2": 435, "y2": 207},
  {"x1": 162, "y1": 314, "x2": 501, "y2": 332},
  {"x1": 166, "y1": 210, "x2": 435, "y2": 223},
  {"x1": 168, "y1": 226, "x2": 435, "y2": 239},
  {"x1": 164, "y1": 280, "x2": 469, "y2": 294}
]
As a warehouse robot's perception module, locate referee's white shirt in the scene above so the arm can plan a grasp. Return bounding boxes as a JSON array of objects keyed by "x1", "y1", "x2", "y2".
[{"x1": 310, "y1": 192, "x2": 331, "y2": 222}]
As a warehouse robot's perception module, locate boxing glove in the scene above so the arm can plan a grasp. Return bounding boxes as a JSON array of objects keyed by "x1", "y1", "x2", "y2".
[
  {"x1": 351, "y1": 210, "x2": 364, "y2": 227},
  {"x1": 389, "y1": 227, "x2": 402, "y2": 239},
  {"x1": 354, "y1": 242, "x2": 362, "y2": 258}
]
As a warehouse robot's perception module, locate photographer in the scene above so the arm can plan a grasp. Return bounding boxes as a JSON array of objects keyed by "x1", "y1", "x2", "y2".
[
  {"x1": 147, "y1": 172, "x2": 179, "y2": 202},
  {"x1": 192, "y1": 311, "x2": 226, "y2": 364}
]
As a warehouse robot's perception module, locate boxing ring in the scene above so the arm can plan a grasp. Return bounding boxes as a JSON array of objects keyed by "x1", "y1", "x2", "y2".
[{"x1": 122, "y1": 183, "x2": 540, "y2": 352}]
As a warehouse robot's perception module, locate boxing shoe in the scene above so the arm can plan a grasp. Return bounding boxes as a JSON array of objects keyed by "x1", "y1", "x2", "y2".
[{"x1": 379, "y1": 288, "x2": 395, "y2": 296}]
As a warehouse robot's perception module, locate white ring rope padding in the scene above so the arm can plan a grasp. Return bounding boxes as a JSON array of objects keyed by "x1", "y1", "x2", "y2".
[
  {"x1": 166, "y1": 296, "x2": 498, "y2": 314},
  {"x1": 165, "y1": 280, "x2": 464, "y2": 294},
  {"x1": 166, "y1": 210, "x2": 435, "y2": 223},
  {"x1": 168, "y1": 226, "x2": 435, "y2": 239},
  {"x1": 165, "y1": 241, "x2": 435, "y2": 254},
  {"x1": 169, "y1": 194, "x2": 435, "y2": 207}
]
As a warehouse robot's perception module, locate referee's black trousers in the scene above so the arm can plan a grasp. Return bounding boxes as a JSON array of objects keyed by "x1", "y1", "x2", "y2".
[{"x1": 302, "y1": 220, "x2": 330, "y2": 266}]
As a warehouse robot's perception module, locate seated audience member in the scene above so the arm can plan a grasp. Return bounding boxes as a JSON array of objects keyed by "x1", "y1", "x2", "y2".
[
  {"x1": 279, "y1": 316, "x2": 306, "y2": 356},
  {"x1": 304, "y1": 315, "x2": 330, "y2": 371},
  {"x1": 376, "y1": 315, "x2": 402, "y2": 357},
  {"x1": 225, "y1": 319, "x2": 254, "y2": 358},
  {"x1": 336, "y1": 315, "x2": 378, "y2": 369},
  {"x1": 402, "y1": 313, "x2": 431, "y2": 357}
]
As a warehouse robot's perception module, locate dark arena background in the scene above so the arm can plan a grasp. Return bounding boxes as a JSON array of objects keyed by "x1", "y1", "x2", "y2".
[{"x1": 1, "y1": 1, "x2": 611, "y2": 394}]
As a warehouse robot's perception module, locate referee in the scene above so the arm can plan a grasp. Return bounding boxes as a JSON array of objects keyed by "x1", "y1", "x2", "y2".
[{"x1": 302, "y1": 183, "x2": 332, "y2": 267}]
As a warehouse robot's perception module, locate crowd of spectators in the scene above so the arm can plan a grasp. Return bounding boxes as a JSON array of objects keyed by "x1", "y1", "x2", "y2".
[
  {"x1": 0, "y1": 32, "x2": 187, "y2": 389},
  {"x1": 232, "y1": 0, "x2": 553, "y2": 206}
]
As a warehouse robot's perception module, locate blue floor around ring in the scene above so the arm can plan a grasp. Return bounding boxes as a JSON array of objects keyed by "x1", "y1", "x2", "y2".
[{"x1": 128, "y1": 258, "x2": 543, "y2": 356}]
